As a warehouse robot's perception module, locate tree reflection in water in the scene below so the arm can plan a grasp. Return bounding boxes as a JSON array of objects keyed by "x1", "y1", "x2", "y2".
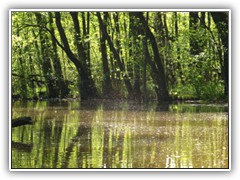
[{"x1": 11, "y1": 100, "x2": 228, "y2": 169}]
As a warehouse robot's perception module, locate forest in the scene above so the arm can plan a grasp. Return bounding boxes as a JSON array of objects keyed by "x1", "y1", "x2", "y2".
[
  {"x1": 11, "y1": 11, "x2": 229, "y2": 169},
  {"x1": 11, "y1": 11, "x2": 229, "y2": 102}
]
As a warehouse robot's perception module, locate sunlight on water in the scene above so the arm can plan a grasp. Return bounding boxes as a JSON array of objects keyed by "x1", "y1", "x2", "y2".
[{"x1": 11, "y1": 100, "x2": 228, "y2": 169}]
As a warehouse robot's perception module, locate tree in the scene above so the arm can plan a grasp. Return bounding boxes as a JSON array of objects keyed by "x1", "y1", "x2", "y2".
[
  {"x1": 129, "y1": 13, "x2": 142, "y2": 99},
  {"x1": 134, "y1": 12, "x2": 170, "y2": 101},
  {"x1": 48, "y1": 12, "x2": 69, "y2": 98},
  {"x1": 99, "y1": 12, "x2": 113, "y2": 97},
  {"x1": 35, "y1": 12, "x2": 57, "y2": 98},
  {"x1": 97, "y1": 12, "x2": 133, "y2": 97},
  {"x1": 189, "y1": 12, "x2": 201, "y2": 55},
  {"x1": 11, "y1": 11, "x2": 228, "y2": 101},
  {"x1": 174, "y1": 12, "x2": 183, "y2": 85},
  {"x1": 55, "y1": 12, "x2": 98, "y2": 100},
  {"x1": 211, "y1": 12, "x2": 229, "y2": 96}
]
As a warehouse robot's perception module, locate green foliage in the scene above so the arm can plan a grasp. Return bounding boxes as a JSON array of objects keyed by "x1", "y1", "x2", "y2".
[
  {"x1": 201, "y1": 81, "x2": 225, "y2": 101},
  {"x1": 171, "y1": 83, "x2": 196, "y2": 99},
  {"x1": 11, "y1": 11, "x2": 228, "y2": 102}
]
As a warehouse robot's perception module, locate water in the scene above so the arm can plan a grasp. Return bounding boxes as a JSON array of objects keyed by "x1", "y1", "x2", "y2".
[{"x1": 11, "y1": 100, "x2": 229, "y2": 169}]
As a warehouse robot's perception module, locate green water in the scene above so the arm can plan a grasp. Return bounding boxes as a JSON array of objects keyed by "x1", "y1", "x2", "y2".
[{"x1": 11, "y1": 100, "x2": 229, "y2": 169}]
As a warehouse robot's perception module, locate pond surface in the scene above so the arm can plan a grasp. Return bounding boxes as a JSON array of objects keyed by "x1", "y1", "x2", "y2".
[{"x1": 11, "y1": 100, "x2": 229, "y2": 169}]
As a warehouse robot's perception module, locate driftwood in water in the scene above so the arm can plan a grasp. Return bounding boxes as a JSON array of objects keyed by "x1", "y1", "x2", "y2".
[{"x1": 12, "y1": 116, "x2": 33, "y2": 128}]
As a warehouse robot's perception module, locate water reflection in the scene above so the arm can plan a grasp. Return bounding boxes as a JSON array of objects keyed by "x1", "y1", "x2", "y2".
[{"x1": 11, "y1": 100, "x2": 228, "y2": 169}]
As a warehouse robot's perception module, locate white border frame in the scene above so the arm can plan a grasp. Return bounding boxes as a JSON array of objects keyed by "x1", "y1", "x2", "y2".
[{"x1": 9, "y1": 9, "x2": 231, "y2": 171}]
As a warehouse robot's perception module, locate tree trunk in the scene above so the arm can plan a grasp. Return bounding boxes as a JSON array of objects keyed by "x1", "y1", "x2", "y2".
[
  {"x1": 135, "y1": 12, "x2": 170, "y2": 101},
  {"x1": 70, "y1": 12, "x2": 97, "y2": 99},
  {"x1": 142, "y1": 12, "x2": 149, "y2": 101},
  {"x1": 211, "y1": 12, "x2": 229, "y2": 96},
  {"x1": 97, "y1": 12, "x2": 133, "y2": 97},
  {"x1": 82, "y1": 12, "x2": 91, "y2": 69},
  {"x1": 113, "y1": 13, "x2": 122, "y2": 82},
  {"x1": 143, "y1": 36, "x2": 164, "y2": 101},
  {"x1": 100, "y1": 13, "x2": 113, "y2": 97},
  {"x1": 113, "y1": 13, "x2": 123, "y2": 63},
  {"x1": 55, "y1": 12, "x2": 97, "y2": 100},
  {"x1": 189, "y1": 12, "x2": 200, "y2": 55},
  {"x1": 18, "y1": 56, "x2": 28, "y2": 99},
  {"x1": 48, "y1": 12, "x2": 69, "y2": 98},
  {"x1": 174, "y1": 12, "x2": 183, "y2": 85},
  {"x1": 35, "y1": 12, "x2": 56, "y2": 98},
  {"x1": 129, "y1": 13, "x2": 142, "y2": 99},
  {"x1": 87, "y1": 12, "x2": 91, "y2": 69},
  {"x1": 199, "y1": 12, "x2": 207, "y2": 52}
]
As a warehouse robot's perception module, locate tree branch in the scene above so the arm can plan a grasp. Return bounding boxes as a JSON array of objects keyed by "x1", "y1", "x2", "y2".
[{"x1": 21, "y1": 23, "x2": 67, "y2": 52}]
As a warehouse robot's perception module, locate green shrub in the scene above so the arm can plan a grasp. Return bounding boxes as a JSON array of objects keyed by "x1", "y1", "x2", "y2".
[{"x1": 200, "y1": 82, "x2": 225, "y2": 101}]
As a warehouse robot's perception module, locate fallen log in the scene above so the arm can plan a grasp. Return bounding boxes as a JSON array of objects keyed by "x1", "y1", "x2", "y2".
[{"x1": 12, "y1": 116, "x2": 33, "y2": 128}]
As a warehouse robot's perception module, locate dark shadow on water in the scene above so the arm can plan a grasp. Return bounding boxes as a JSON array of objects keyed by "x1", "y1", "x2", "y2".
[
  {"x1": 12, "y1": 141, "x2": 33, "y2": 153},
  {"x1": 12, "y1": 99, "x2": 228, "y2": 113}
]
